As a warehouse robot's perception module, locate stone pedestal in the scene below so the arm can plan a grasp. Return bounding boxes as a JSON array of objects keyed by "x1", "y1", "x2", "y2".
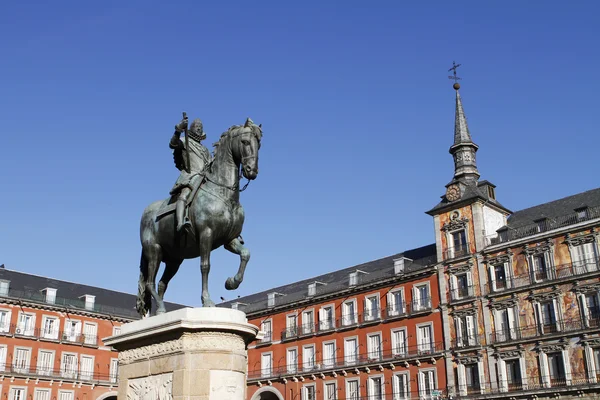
[{"x1": 104, "y1": 307, "x2": 259, "y2": 400}]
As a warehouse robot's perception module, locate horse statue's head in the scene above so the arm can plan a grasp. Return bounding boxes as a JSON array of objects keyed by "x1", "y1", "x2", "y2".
[{"x1": 228, "y1": 117, "x2": 262, "y2": 180}]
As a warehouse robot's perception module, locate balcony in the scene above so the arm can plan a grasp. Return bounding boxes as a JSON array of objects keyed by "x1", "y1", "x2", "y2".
[
  {"x1": 411, "y1": 297, "x2": 432, "y2": 314},
  {"x1": 489, "y1": 316, "x2": 600, "y2": 344},
  {"x1": 0, "y1": 324, "x2": 98, "y2": 347},
  {"x1": 485, "y1": 205, "x2": 600, "y2": 246},
  {"x1": 384, "y1": 303, "x2": 408, "y2": 320},
  {"x1": 444, "y1": 242, "x2": 471, "y2": 261},
  {"x1": 486, "y1": 258, "x2": 600, "y2": 295},
  {"x1": 450, "y1": 286, "x2": 476, "y2": 303},
  {"x1": 451, "y1": 334, "x2": 480, "y2": 349},
  {"x1": 247, "y1": 342, "x2": 444, "y2": 380},
  {"x1": 0, "y1": 362, "x2": 117, "y2": 384}
]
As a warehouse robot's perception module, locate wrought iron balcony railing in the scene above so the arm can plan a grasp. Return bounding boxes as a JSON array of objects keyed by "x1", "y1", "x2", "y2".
[
  {"x1": 0, "y1": 324, "x2": 99, "y2": 346},
  {"x1": 443, "y1": 242, "x2": 472, "y2": 260},
  {"x1": 450, "y1": 286, "x2": 476, "y2": 302},
  {"x1": 451, "y1": 334, "x2": 480, "y2": 349},
  {"x1": 0, "y1": 362, "x2": 117, "y2": 384},
  {"x1": 489, "y1": 316, "x2": 600, "y2": 344}
]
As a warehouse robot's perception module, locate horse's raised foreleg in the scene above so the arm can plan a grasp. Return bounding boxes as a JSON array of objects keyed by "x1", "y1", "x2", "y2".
[
  {"x1": 199, "y1": 229, "x2": 215, "y2": 307},
  {"x1": 224, "y1": 237, "x2": 250, "y2": 290},
  {"x1": 158, "y1": 259, "x2": 184, "y2": 301},
  {"x1": 144, "y1": 243, "x2": 166, "y2": 314}
]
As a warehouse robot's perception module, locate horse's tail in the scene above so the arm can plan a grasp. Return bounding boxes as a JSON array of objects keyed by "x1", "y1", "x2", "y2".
[{"x1": 136, "y1": 251, "x2": 150, "y2": 318}]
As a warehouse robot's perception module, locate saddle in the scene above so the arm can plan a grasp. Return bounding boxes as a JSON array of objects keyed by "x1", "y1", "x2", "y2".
[{"x1": 155, "y1": 175, "x2": 205, "y2": 221}]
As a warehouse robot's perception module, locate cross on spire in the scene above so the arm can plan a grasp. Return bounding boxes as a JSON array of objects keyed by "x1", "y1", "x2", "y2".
[{"x1": 448, "y1": 61, "x2": 462, "y2": 84}]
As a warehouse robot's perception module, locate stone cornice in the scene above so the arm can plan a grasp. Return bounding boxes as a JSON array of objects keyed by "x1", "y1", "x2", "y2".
[
  {"x1": 484, "y1": 252, "x2": 511, "y2": 266},
  {"x1": 565, "y1": 232, "x2": 597, "y2": 247},
  {"x1": 572, "y1": 282, "x2": 600, "y2": 295},
  {"x1": 527, "y1": 287, "x2": 561, "y2": 302},
  {"x1": 489, "y1": 295, "x2": 518, "y2": 310},
  {"x1": 441, "y1": 217, "x2": 469, "y2": 233},
  {"x1": 536, "y1": 339, "x2": 568, "y2": 352},
  {"x1": 447, "y1": 260, "x2": 473, "y2": 274},
  {"x1": 523, "y1": 240, "x2": 554, "y2": 256},
  {"x1": 494, "y1": 348, "x2": 525, "y2": 359},
  {"x1": 451, "y1": 307, "x2": 477, "y2": 317}
]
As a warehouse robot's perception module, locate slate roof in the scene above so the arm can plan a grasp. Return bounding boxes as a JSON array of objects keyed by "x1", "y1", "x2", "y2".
[
  {"x1": 503, "y1": 187, "x2": 600, "y2": 230},
  {"x1": 0, "y1": 267, "x2": 188, "y2": 319},
  {"x1": 219, "y1": 244, "x2": 437, "y2": 314},
  {"x1": 426, "y1": 180, "x2": 511, "y2": 215}
]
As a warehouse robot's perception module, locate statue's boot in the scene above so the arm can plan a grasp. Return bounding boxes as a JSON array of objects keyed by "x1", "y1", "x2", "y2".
[{"x1": 176, "y1": 198, "x2": 193, "y2": 235}]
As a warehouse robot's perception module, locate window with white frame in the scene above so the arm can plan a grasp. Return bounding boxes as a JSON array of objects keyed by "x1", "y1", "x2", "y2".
[
  {"x1": 110, "y1": 358, "x2": 119, "y2": 383},
  {"x1": 417, "y1": 324, "x2": 433, "y2": 354},
  {"x1": 323, "y1": 341, "x2": 336, "y2": 368},
  {"x1": 287, "y1": 347, "x2": 298, "y2": 373},
  {"x1": 579, "y1": 291, "x2": 600, "y2": 328},
  {"x1": 368, "y1": 376, "x2": 384, "y2": 400},
  {"x1": 58, "y1": 391, "x2": 74, "y2": 400},
  {"x1": 344, "y1": 337, "x2": 358, "y2": 365},
  {"x1": 63, "y1": 320, "x2": 81, "y2": 342},
  {"x1": 17, "y1": 312, "x2": 35, "y2": 336},
  {"x1": 261, "y1": 319, "x2": 272, "y2": 342},
  {"x1": 286, "y1": 314, "x2": 298, "y2": 337},
  {"x1": 455, "y1": 314, "x2": 476, "y2": 347},
  {"x1": 83, "y1": 322, "x2": 98, "y2": 345},
  {"x1": 364, "y1": 294, "x2": 380, "y2": 321},
  {"x1": 464, "y1": 363, "x2": 481, "y2": 393},
  {"x1": 80, "y1": 355, "x2": 94, "y2": 380},
  {"x1": 303, "y1": 344, "x2": 315, "y2": 371},
  {"x1": 418, "y1": 369, "x2": 437, "y2": 399},
  {"x1": 308, "y1": 283, "x2": 316, "y2": 297},
  {"x1": 9, "y1": 387, "x2": 26, "y2": 400},
  {"x1": 260, "y1": 352, "x2": 272, "y2": 378},
  {"x1": 450, "y1": 272, "x2": 473, "y2": 300},
  {"x1": 0, "y1": 309, "x2": 11, "y2": 333},
  {"x1": 346, "y1": 379, "x2": 359, "y2": 400},
  {"x1": 302, "y1": 310, "x2": 314, "y2": 334},
  {"x1": 413, "y1": 284, "x2": 430, "y2": 312},
  {"x1": 539, "y1": 349, "x2": 572, "y2": 388},
  {"x1": 267, "y1": 292, "x2": 276, "y2": 307},
  {"x1": 392, "y1": 328, "x2": 407, "y2": 357},
  {"x1": 349, "y1": 272, "x2": 358, "y2": 286},
  {"x1": 43, "y1": 288, "x2": 57, "y2": 304},
  {"x1": 61, "y1": 353, "x2": 78, "y2": 379},
  {"x1": 367, "y1": 333, "x2": 382, "y2": 360},
  {"x1": 450, "y1": 229, "x2": 468, "y2": 258},
  {"x1": 530, "y1": 254, "x2": 551, "y2": 282},
  {"x1": 489, "y1": 262, "x2": 510, "y2": 292},
  {"x1": 387, "y1": 289, "x2": 405, "y2": 317},
  {"x1": 493, "y1": 307, "x2": 517, "y2": 342},
  {"x1": 34, "y1": 389, "x2": 51, "y2": 400},
  {"x1": 13, "y1": 347, "x2": 30, "y2": 373},
  {"x1": 535, "y1": 299, "x2": 560, "y2": 333},
  {"x1": 320, "y1": 305, "x2": 334, "y2": 331},
  {"x1": 112, "y1": 326, "x2": 121, "y2": 336},
  {"x1": 302, "y1": 384, "x2": 316, "y2": 400},
  {"x1": 572, "y1": 241, "x2": 599, "y2": 273},
  {"x1": 41, "y1": 316, "x2": 59, "y2": 340},
  {"x1": 0, "y1": 345, "x2": 7, "y2": 371},
  {"x1": 393, "y1": 372, "x2": 409, "y2": 400},
  {"x1": 0, "y1": 280, "x2": 9, "y2": 296},
  {"x1": 504, "y1": 358, "x2": 525, "y2": 390},
  {"x1": 83, "y1": 295, "x2": 95, "y2": 310},
  {"x1": 547, "y1": 352, "x2": 567, "y2": 384},
  {"x1": 37, "y1": 350, "x2": 54, "y2": 376},
  {"x1": 342, "y1": 299, "x2": 357, "y2": 326},
  {"x1": 324, "y1": 381, "x2": 337, "y2": 400}
]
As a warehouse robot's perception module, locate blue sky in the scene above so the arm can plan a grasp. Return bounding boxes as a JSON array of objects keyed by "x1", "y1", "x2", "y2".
[{"x1": 1, "y1": 1, "x2": 599, "y2": 309}]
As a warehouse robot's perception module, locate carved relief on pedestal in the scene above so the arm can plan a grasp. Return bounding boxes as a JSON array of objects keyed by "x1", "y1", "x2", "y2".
[
  {"x1": 127, "y1": 372, "x2": 173, "y2": 400},
  {"x1": 210, "y1": 370, "x2": 245, "y2": 400}
]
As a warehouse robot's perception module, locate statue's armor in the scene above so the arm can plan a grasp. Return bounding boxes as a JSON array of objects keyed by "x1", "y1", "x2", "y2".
[{"x1": 169, "y1": 136, "x2": 211, "y2": 195}]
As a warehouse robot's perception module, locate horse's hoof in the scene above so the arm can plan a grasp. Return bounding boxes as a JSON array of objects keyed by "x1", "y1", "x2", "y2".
[{"x1": 225, "y1": 277, "x2": 240, "y2": 290}]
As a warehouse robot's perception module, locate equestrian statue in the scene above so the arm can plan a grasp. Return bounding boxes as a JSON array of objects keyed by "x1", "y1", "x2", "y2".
[{"x1": 136, "y1": 113, "x2": 262, "y2": 317}]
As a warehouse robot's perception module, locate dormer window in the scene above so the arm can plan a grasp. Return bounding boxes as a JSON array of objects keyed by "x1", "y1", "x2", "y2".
[
  {"x1": 575, "y1": 207, "x2": 589, "y2": 221},
  {"x1": 42, "y1": 288, "x2": 57, "y2": 304},
  {"x1": 394, "y1": 257, "x2": 412, "y2": 275},
  {"x1": 308, "y1": 283, "x2": 316, "y2": 296},
  {"x1": 534, "y1": 218, "x2": 548, "y2": 233},
  {"x1": 488, "y1": 185, "x2": 496, "y2": 200},
  {"x1": 349, "y1": 272, "x2": 358, "y2": 286},
  {"x1": 81, "y1": 295, "x2": 95, "y2": 310},
  {"x1": 0, "y1": 280, "x2": 9, "y2": 296},
  {"x1": 268, "y1": 293, "x2": 276, "y2": 307},
  {"x1": 231, "y1": 302, "x2": 247, "y2": 310}
]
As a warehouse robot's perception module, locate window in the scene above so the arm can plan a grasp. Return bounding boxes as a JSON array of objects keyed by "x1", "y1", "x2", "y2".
[
  {"x1": 547, "y1": 352, "x2": 566, "y2": 384},
  {"x1": 34, "y1": 389, "x2": 51, "y2": 400},
  {"x1": 58, "y1": 391, "x2": 74, "y2": 400},
  {"x1": 261, "y1": 320, "x2": 272, "y2": 342},
  {"x1": 83, "y1": 295, "x2": 95, "y2": 310},
  {"x1": 0, "y1": 309, "x2": 11, "y2": 333},
  {"x1": 42, "y1": 316, "x2": 59, "y2": 340},
  {"x1": 61, "y1": 353, "x2": 78, "y2": 379},
  {"x1": 450, "y1": 272, "x2": 473, "y2": 300},
  {"x1": 323, "y1": 341, "x2": 336, "y2": 368},
  {"x1": 83, "y1": 322, "x2": 98, "y2": 345},
  {"x1": 9, "y1": 388, "x2": 26, "y2": 400},
  {"x1": 346, "y1": 379, "x2": 359, "y2": 400},
  {"x1": 287, "y1": 348, "x2": 297, "y2": 373},
  {"x1": 364, "y1": 295, "x2": 380, "y2": 321},
  {"x1": 490, "y1": 263, "x2": 510, "y2": 291},
  {"x1": 325, "y1": 382, "x2": 337, "y2": 400},
  {"x1": 260, "y1": 352, "x2": 272, "y2": 378},
  {"x1": 308, "y1": 283, "x2": 316, "y2": 296},
  {"x1": 267, "y1": 293, "x2": 276, "y2": 307},
  {"x1": 451, "y1": 230, "x2": 468, "y2": 257},
  {"x1": 319, "y1": 305, "x2": 334, "y2": 331},
  {"x1": 572, "y1": 242, "x2": 599, "y2": 273},
  {"x1": 418, "y1": 370, "x2": 437, "y2": 399},
  {"x1": 302, "y1": 385, "x2": 316, "y2": 400},
  {"x1": 413, "y1": 284, "x2": 430, "y2": 312},
  {"x1": 582, "y1": 293, "x2": 600, "y2": 327},
  {"x1": 110, "y1": 358, "x2": 119, "y2": 383},
  {"x1": 0, "y1": 280, "x2": 9, "y2": 296},
  {"x1": 387, "y1": 290, "x2": 405, "y2": 317},
  {"x1": 63, "y1": 320, "x2": 81, "y2": 342},
  {"x1": 344, "y1": 337, "x2": 358, "y2": 366},
  {"x1": 80, "y1": 355, "x2": 94, "y2": 380},
  {"x1": 368, "y1": 376, "x2": 384, "y2": 400},
  {"x1": 576, "y1": 207, "x2": 589, "y2": 221},
  {"x1": 392, "y1": 329, "x2": 407, "y2": 357},
  {"x1": 302, "y1": 310, "x2": 314, "y2": 334},
  {"x1": 0, "y1": 345, "x2": 7, "y2": 372},
  {"x1": 493, "y1": 308, "x2": 517, "y2": 342},
  {"x1": 303, "y1": 345, "x2": 315, "y2": 371},
  {"x1": 342, "y1": 300, "x2": 357, "y2": 326},
  {"x1": 464, "y1": 363, "x2": 481, "y2": 393},
  {"x1": 43, "y1": 288, "x2": 57, "y2": 304},
  {"x1": 417, "y1": 325, "x2": 433, "y2": 354},
  {"x1": 37, "y1": 350, "x2": 54, "y2": 376},
  {"x1": 349, "y1": 272, "x2": 358, "y2": 286},
  {"x1": 505, "y1": 359, "x2": 523, "y2": 389},
  {"x1": 488, "y1": 185, "x2": 496, "y2": 200},
  {"x1": 112, "y1": 326, "x2": 121, "y2": 336},
  {"x1": 531, "y1": 254, "x2": 550, "y2": 281},
  {"x1": 17, "y1": 313, "x2": 35, "y2": 336},
  {"x1": 393, "y1": 373, "x2": 409, "y2": 400},
  {"x1": 367, "y1": 333, "x2": 382, "y2": 360},
  {"x1": 13, "y1": 348, "x2": 30, "y2": 373},
  {"x1": 538, "y1": 300, "x2": 559, "y2": 333},
  {"x1": 286, "y1": 314, "x2": 298, "y2": 338},
  {"x1": 455, "y1": 315, "x2": 476, "y2": 347}
]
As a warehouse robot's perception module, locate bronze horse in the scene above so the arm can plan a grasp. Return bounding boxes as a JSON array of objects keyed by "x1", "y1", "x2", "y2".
[{"x1": 136, "y1": 119, "x2": 262, "y2": 317}]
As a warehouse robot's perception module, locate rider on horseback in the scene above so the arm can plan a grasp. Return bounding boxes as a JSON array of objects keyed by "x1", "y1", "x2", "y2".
[{"x1": 170, "y1": 116, "x2": 211, "y2": 235}]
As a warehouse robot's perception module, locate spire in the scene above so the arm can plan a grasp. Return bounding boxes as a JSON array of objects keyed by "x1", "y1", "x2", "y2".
[{"x1": 447, "y1": 62, "x2": 480, "y2": 183}]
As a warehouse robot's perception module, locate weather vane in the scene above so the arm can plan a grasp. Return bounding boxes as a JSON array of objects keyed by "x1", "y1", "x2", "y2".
[{"x1": 448, "y1": 61, "x2": 462, "y2": 90}]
